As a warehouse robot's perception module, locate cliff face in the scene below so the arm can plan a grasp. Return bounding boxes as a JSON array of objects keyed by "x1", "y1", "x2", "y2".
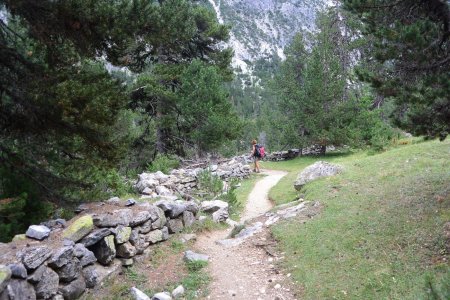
[{"x1": 207, "y1": 0, "x2": 329, "y2": 75}]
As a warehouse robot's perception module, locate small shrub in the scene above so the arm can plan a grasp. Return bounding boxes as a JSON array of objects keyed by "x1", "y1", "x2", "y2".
[
  {"x1": 147, "y1": 154, "x2": 180, "y2": 174},
  {"x1": 186, "y1": 260, "x2": 208, "y2": 272},
  {"x1": 219, "y1": 177, "x2": 241, "y2": 215},
  {"x1": 197, "y1": 170, "x2": 223, "y2": 196}
]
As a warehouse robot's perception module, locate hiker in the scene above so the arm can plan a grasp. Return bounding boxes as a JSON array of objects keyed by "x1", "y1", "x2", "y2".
[{"x1": 251, "y1": 139, "x2": 261, "y2": 173}]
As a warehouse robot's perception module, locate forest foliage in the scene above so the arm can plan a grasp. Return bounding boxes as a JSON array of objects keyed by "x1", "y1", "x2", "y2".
[{"x1": 0, "y1": 0, "x2": 448, "y2": 241}]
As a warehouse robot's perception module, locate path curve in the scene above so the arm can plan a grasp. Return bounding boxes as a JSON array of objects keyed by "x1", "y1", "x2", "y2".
[{"x1": 195, "y1": 169, "x2": 297, "y2": 300}]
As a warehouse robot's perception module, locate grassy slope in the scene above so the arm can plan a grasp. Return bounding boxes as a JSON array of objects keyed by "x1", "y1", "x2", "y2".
[{"x1": 263, "y1": 140, "x2": 450, "y2": 299}]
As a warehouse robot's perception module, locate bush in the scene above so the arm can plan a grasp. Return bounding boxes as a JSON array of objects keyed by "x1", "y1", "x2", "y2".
[
  {"x1": 197, "y1": 170, "x2": 223, "y2": 196},
  {"x1": 219, "y1": 177, "x2": 241, "y2": 215},
  {"x1": 147, "y1": 154, "x2": 180, "y2": 174}
]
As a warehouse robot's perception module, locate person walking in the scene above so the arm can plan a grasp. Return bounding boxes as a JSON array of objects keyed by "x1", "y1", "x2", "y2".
[{"x1": 251, "y1": 139, "x2": 261, "y2": 173}]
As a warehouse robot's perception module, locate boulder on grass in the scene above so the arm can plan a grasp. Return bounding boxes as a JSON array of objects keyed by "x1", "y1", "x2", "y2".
[{"x1": 294, "y1": 161, "x2": 343, "y2": 191}]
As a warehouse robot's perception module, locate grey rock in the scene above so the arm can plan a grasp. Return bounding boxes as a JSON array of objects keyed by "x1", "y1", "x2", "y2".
[
  {"x1": 58, "y1": 275, "x2": 85, "y2": 300},
  {"x1": 20, "y1": 246, "x2": 53, "y2": 270},
  {"x1": 3, "y1": 279, "x2": 35, "y2": 300},
  {"x1": 55, "y1": 257, "x2": 81, "y2": 283},
  {"x1": 27, "y1": 264, "x2": 46, "y2": 284},
  {"x1": 49, "y1": 246, "x2": 74, "y2": 268},
  {"x1": 25, "y1": 225, "x2": 51, "y2": 240},
  {"x1": 138, "y1": 220, "x2": 152, "y2": 234},
  {"x1": 130, "y1": 287, "x2": 150, "y2": 300},
  {"x1": 82, "y1": 266, "x2": 99, "y2": 288},
  {"x1": 74, "y1": 204, "x2": 89, "y2": 214},
  {"x1": 171, "y1": 285, "x2": 184, "y2": 298},
  {"x1": 148, "y1": 206, "x2": 163, "y2": 222},
  {"x1": 184, "y1": 201, "x2": 200, "y2": 214},
  {"x1": 198, "y1": 216, "x2": 207, "y2": 224},
  {"x1": 73, "y1": 243, "x2": 87, "y2": 258},
  {"x1": 182, "y1": 211, "x2": 195, "y2": 227},
  {"x1": 126, "y1": 199, "x2": 136, "y2": 206},
  {"x1": 7, "y1": 263, "x2": 27, "y2": 279},
  {"x1": 200, "y1": 200, "x2": 228, "y2": 213},
  {"x1": 155, "y1": 201, "x2": 185, "y2": 218},
  {"x1": 130, "y1": 211, "x2": 152, "y2": 227},
  {"x1": 167, "y1": 219, "x2": 183, "y2": 234},
  {"x1": 179, "y1": 234, "x2": 197, "y2": 244},
  {"x1": 107, "y1": 197, "x2": 121, "y2": 204},
  {"x1": 141, "y1": 187, "x2": 153, "y2": 195},
  {"x1": 155, "y1": 186, "x2": 173, "y2": 197},
  {"x1": 80, "y1": 249, "x2": 97, "y2": 267},
  {"x1": 129, "y1": 229, "x2": 140, "y2": 246},
  {"x1": 0, "y1": 265, "x2": 11, "y2": 292},
  {"x1": 116, "y1": 242, "x2": 137, "y2": 258},
  {"x1": 80, "y1": 228, "x2": 111, "y2": 247},
  {"x1": 152, "y1": 292, "x2": 172, "y2": 300},
  {"x1": 212, "y1": 208, "x2": 229, "y2": 223},
  {"x1": 63, "y1": 239, "x2": 75, "y2": 247},
  {"x1": 41, "y1": 219, "x2": 67, "y2": 230},
  {"x1": 35, "y1": 267, "x2": 59, "y2": 299},
  {"x1": 119, "y1": 258, "x2": 134, "y2": 267},
  {"x1": 161, "y1": 227, "x2": 169, "y2": 241},
  {"x1": 90, "y1": 235, "x2": 116, "y2": 265},
  {"x1": 294, "y1": 161, "x2": 343, "y2": 190},
  {"x1": 62, "y1": 215, "x2": 94, "y2": 242},
  {"x1": 143, "y1": 230, "x2": 164, "y2": 244},
  {"x1": 183, "y1": 251, "x2": 209, "y2": 263},
  {"x1": 52, "y1": 295, "x2": 64, "y2": 300},
  {"x1": 113, "y1": 226, "x2": 132, "y2": 244},
  {"x1": 216, "y1": 222, "x2": 263, "y2": 248},
  {"x1": 93, "y1": 209, "x2": 133, "y2": 227}
]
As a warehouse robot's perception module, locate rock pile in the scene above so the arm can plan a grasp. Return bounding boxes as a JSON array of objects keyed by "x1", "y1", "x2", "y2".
[
  {"x1": 134, "y1": 159, "x2": 252, "y2": 199},
  {"x1": 0, "y1": 197, "x2": 230, "y2": 300},
  {"x1": 265, "y1": 145, "x2": 336, "y2": 161}
]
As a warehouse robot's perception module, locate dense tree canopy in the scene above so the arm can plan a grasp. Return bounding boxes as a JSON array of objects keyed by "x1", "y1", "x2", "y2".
[{"x1": 343, "y1": 0, "x2": 450, "y2": 139}]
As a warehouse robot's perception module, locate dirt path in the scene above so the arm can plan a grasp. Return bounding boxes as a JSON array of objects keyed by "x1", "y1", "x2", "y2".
[{"x1": 194, "y1": 169, "x2": 299, "y2": 300}]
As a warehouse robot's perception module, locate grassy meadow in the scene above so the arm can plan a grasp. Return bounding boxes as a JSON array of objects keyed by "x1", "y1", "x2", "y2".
[{"x1": 262, "y1": 139, "x2": 450, "y2": 299}]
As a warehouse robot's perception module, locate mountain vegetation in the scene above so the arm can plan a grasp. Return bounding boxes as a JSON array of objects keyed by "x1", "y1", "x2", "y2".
[{"x1": 0, "y1": 0, "x2": 448, "y2": 248}]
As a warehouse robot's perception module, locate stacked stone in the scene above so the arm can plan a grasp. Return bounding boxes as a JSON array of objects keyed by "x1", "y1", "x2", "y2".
[
  {"x1": 0, "y1": 199, "x2": 201, "y2": 300},
  {"x1": 265, "y1": 145, "x2": 337, "y2": 161},
  {"x1": 135, "y1": 161, "x2": 251, "y2": 198}
]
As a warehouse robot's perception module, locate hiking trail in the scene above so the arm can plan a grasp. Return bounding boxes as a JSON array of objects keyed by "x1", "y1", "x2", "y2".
[{"x1": 194, "y1": 169, "x2": 299, "y2": 300}]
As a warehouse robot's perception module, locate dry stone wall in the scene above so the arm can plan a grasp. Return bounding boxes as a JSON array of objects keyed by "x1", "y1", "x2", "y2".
[{"x1": 265, "y1": 145, "x2": 336, "y2": 161}]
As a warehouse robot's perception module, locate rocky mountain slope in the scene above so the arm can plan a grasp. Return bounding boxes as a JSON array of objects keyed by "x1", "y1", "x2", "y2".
[{"x1": 206, "y1": 0, "x2": 329, "y2": 76}]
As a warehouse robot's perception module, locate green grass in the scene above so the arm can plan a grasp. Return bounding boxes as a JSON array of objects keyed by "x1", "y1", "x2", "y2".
[{"x1": 266, "y1": 139, "x2": 450, "y2": 299}]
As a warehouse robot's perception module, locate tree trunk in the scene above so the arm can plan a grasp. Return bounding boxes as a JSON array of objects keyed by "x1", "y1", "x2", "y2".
[
  {"x1": 320, "y1": 145, "x2": 326, "y2": 155},
  {"x1": 155, "y1": 100, "x2": 166, "y2": 154}
]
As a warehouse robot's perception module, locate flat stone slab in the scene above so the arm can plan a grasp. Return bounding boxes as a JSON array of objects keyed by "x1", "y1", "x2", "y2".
[
  {"x1": 25, "y1": 225, "x2": 51, "y2": 240},
  {"x1": 216, "y1": 222, "x2": 263, "y2": 248},
  {"x1": 183, "y1": 251, "x2": 209, "y2": 263}
]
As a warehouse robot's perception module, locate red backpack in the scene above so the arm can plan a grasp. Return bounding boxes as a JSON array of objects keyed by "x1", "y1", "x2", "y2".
[{"x1": 255, "y1": 144, "x2": 265, "y2": 158}]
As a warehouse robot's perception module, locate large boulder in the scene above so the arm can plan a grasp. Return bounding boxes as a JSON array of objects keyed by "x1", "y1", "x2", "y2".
[
  {"x1": 25, "y1": 225, "x2": 51, "y2": 240},
  {"x1": 63, "y1": 215, "x2": 94, "y2": 242},
  {"x1": 90, "y1": 235, "x2": 116, "y2": 265},
  {"x1": 294, "y1": 161, "x2": 343, "y2": 191},
  {"x1": 155, "y1": 200, "x2": 185, "y2": 218}
]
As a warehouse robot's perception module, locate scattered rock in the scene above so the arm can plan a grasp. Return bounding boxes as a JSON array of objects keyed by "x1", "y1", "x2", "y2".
[
  {"x1": 3, "y1": 278, "x2": 35, "y2": 300},
  {"x1": 171, "y1": 285, "x2": 185, "y2": 298},
  {"x1": 7, "y1": 263, "x2": 27, "y2": 279},
  {"x1": 212, "y1": 208, "x2": 229, "y2": 223},
  {"x1": 58, "y1": 275, "x2": 86, "y2": 300},
  {"x1": 126, "y1": 199, "x2": 136, "y2": 206},
  {"x1": 90, "y1": 235, "x2": 116, "y2": 265},
  {"x1": 107, "y1": 197, "x2": 121, "y2": 204},
  {"x1": 11, "y1": 234, "x2": 26, "y2": 242},
  {"x1": 63, "y1": 215, "x2": 94, "y2": 242},
  {"x1": 25, "y1": 225, "x2": 51, "y2": 240},
  {"x1": 34, "y1": 266, "x2": 59, "y2": 299},
  {"x1": 183, "y1": 251, "x2": 209, "y2": 263},
  {"x1": 294, "y1": 161, "x2": 342, "y2": 190},
  {"x1": 41, "y1": 219, "x2": 67, "y2": 230},
  {"x1": 80, "y1": 228, "x2": 112, "y2": 247},
  {"x1": 130, "y1": 286, "x2": 151, "y2": 300},
  {"x1": 119, "y1": 258, "x2": 134, "y2": 267},
  {"x1": 20, "y1": 246, "x2": 53, "y2": 270},
  {"x1": 179, "y1": 234, "x2": 197, "y2": 244},
  {"x1": 200, "y1": 200, "x2": 228, "y2": 213},
  {"x1": 152, "y1": 291, "x2": 172, "y2": 300}
]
